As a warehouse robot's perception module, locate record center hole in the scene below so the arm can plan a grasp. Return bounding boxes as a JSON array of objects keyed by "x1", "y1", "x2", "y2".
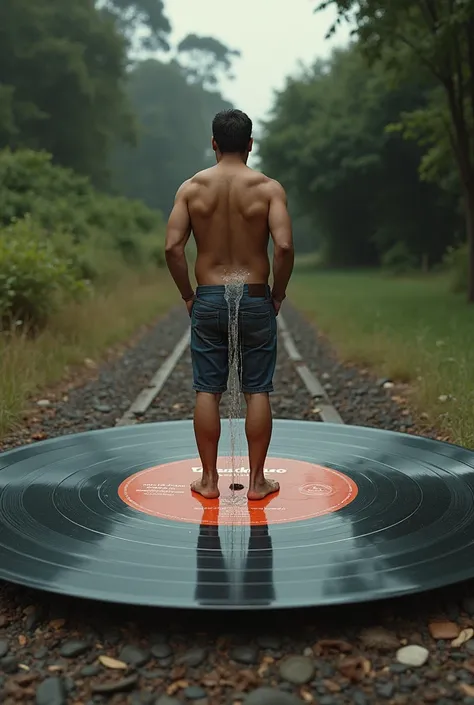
[{"x1": 230, "y1": 483, "x2": 244, "y2": 491}]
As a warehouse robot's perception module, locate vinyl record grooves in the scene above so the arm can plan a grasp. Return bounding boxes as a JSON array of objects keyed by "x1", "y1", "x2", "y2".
[{"x1": 1, "y1": 419, "x2": 474, "y2": 610}]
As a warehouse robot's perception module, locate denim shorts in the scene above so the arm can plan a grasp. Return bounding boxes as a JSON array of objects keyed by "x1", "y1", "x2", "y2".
[{"x1": 190, "y1": 284, "x2": 277, "y2": 395}]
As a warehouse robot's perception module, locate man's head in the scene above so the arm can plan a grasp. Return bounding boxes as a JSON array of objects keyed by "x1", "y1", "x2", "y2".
[{"x1": 212, "y1": 109, "x2": 253, "y2": 162}]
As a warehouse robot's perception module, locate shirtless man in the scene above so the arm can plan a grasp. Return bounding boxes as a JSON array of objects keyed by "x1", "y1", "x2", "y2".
[{"x1": 165, "y1": 109, "x2": 294, "y2": 501}]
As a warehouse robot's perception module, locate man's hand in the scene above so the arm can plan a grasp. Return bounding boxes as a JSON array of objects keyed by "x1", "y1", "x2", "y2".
[
  {"x1": 186, "y1": 297, "x2": 195, "y2": 317},
  {"x1": 272, "y1": 298, "x2": 282, "y2": 316}
]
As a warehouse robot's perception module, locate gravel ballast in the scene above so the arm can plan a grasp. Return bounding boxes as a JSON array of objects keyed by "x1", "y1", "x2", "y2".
[{"x1": 0, "y1": 301, "x2": 472, "y2": 705}]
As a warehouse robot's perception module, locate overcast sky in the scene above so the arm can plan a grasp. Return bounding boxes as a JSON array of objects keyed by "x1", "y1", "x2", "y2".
[{"x1": 164, "y1": 0, "x2": 351, "y2": 166}]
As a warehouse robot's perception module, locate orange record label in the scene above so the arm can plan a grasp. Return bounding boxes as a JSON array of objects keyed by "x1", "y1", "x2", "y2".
[{"x1": 118, "y1": 457, "x2": 358, "y2": 526}]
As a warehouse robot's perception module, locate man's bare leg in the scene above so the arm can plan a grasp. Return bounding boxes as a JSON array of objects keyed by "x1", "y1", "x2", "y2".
[
  {"x1": 192, "y1": 392, "x2": 221, "y2": 498},
  {"x1": 244, "y1": 393, "x2": 279, "y2": 500}
]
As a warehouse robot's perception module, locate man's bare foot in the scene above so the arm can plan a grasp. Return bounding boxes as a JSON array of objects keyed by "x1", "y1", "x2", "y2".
[
  {"x1": 247, "y1": 478, "x2": 280, "y2": 501},
  {"x1": 191, "y1": 477, "x2": 220, "y2": 499}
]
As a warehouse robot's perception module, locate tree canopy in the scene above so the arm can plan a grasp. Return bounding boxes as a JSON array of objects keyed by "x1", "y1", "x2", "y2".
[
  {"x1": 0, "y1": 0, "x2": 134, "y2": 187},
  {"x1": 260, "y1": 43, "x2": 460, "y2": 268},
  {"x1": 0, "y1": 0, "x2": 238, "y2": 209},
  {"x1": 313, "y1": 0, "x2": 474, "y2": 296},
  {"x1": 111, "y1": 40, "x2": 237, "y2": 215}
]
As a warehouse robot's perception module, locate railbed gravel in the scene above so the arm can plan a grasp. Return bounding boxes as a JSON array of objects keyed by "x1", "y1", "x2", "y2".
[{"x1": 0, "y1": 301, "x2": 472, "y2": 705}]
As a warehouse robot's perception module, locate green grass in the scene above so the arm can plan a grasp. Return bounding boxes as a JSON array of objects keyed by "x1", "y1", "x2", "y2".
[
  {"x1": 288, "y1": 270, "x2": 474, "y2": 448},
  {"x1": 0, "y1": 269, "x2": 178, "y2": 439}
]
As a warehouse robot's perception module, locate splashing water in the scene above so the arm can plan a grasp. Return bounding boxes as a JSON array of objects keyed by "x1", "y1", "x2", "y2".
[{"x1": 224, "y1": 277, "x2": 244, "y2": 494}]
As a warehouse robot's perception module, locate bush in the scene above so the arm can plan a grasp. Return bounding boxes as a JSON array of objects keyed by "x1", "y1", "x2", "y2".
[
  {"x1": 0, "y1": 148, "x2": 167, "y2": 313},
  {"x1": 381, "y1": 242, "x2": 418, "y2": 275},
  {"x1": 0, "y1": 218, "x2": 88, "y2": 329},
  {"x1": 0, "y1": 148, "x2": 166, "y2": 255},
  {"x1": 443, "y1": 242, "x2": 468, "y2": 293}
]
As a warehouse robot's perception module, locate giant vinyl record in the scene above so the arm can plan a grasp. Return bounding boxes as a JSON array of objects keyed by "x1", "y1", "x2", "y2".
[{"x1": 1, "y1": 420, "x2": 474, "y2": 609}]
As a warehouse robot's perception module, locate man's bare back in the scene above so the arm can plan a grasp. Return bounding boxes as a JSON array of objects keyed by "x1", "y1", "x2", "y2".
[
  {"x1": 184, "y1": 161, "x2": 275, "y2": 287},
  {"x1": 165, "y1": 108, "x2": 294, "y2": 502},
  {"x1": 166, "y1": 160, "x2": 293, "y2": 311}
]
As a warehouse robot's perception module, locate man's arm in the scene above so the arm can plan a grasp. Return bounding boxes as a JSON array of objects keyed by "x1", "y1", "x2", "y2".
[
  {"x1": 268, "y1": 180, "x2": 294, "y2": 304},
  {"x1": 165, "y1": 181, "x2": 195, "y2": 302}
]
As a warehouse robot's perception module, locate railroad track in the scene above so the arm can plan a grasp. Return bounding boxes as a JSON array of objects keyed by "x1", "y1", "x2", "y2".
[{"x1": 115, "y1": 313, "x2": 344, "y2": 428}]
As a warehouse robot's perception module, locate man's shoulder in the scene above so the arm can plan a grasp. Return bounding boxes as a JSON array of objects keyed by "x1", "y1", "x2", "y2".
[
  {"x1": 244, "y1": 169, "x2": 283, "y2": 190},
  {"x1": 257, "y1": 173, "x2": 287, "y2": 199},
  {"x1": 176, "y1": 168, "x2": 215, "y2": 196},
  {"x1": 188, "y1": 166, "x2": 217, "y2": 185}
]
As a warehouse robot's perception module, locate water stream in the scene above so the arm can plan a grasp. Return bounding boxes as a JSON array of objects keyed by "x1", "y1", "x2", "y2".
[{"x1": 223, "y1": 277, "x2": 245, "y2": 495}]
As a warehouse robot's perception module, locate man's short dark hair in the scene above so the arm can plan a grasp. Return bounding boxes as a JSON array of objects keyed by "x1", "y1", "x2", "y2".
[{"x1": 212, "y1": 109, "x2": 252, "y2": 154}]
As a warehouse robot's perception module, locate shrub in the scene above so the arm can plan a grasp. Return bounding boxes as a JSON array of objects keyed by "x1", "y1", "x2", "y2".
[
  {"x1": 443, "y1": 242, "x2": 468, "y2": 293},
  {"x1": 0, "y1": 148, "x2": 165, "y2": 251},
  {"x1": 381, "y1": 241, "x2": 418, "y2": 275},
  {"x1": 0, "y1": 218, "x2": 88, "y2": 329}
]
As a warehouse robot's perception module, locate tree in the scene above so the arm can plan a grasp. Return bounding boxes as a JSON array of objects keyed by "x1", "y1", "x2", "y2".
[
  {"x1": 98, "y1": 0, "x2": 171, "y2": 52},
  {"x1": 111, "y1": 59, "x2": 233, "y2": 215},
  {"x1": 316, "y1": 0, "x2": 474, "y2": 299},
  {"x1": 0, "y1": 0, "x2": 135, "y2": 187},
  {"x1": 177, "y1": 34, "x2": 241, "y2": 91},
  {"x1": 259, "y1": 44, "x2": 459, "y2": 267}
]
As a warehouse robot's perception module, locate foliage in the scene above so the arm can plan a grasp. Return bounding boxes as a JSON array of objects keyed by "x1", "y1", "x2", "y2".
[
  {"x1": 259, "y1": 44, "x2": 460, "y2": 268},
  {"x1": 290, "y1": 271, "x2": 474, "y2": 447},
  {"x1": 444, "y1": 242, "x2": 469, "y2": 294},
  {"x1": 177, "y1": 34, "x2": 241, "y2": 90},
  {"x1": 111, "y1": 58, "x2": 233, "y2": 215},
  {"x1": 0, "y1": 218, "x2": 88, "y2": 328},
  {"x1": 315, "y1": 0, "x2": 474, "y2": 299},
  {"x1": 0, "y1": 148, "x2": 164, "y2": 244},
  {"x1": 0, "y1": 148, "x2": 165, "y2": 327},
  {"x1": 381, "y1": 241, "x2": 417, "y2": 275},
  {"x1": 98, "y1": 0, "x2": 171, "y2": 52},
  {"x1": 0, "y1": 0, "x2": 137, "y2": 187}
]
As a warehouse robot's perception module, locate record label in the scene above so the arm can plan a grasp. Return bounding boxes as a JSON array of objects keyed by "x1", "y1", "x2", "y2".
[{"x1": 118, "y1": 456, "x2": 358, "y2": 525}]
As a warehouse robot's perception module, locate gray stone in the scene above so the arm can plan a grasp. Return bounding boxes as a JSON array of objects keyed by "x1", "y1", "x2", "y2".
[
  {"x1": 230, "y1": 645, "x2": 259, "y2": 665},
  {"x1": 151, "y1": 643, "x2": 173, "y2": 659},
  {"x1": 25, "y1": 608, "x2": 41, "y2": 631},
  {"x1": 64, "y1": 677, "x2": 75, "y2": 693},
  {"x1": 244, "y1": 688, "x2": 304, "y2": 705},
  {"x1": 94, "y1": 404, "x2": 112, "y2": 413},
  {"x1": 320, "y1": 663, "x2": 335, "y2": 678},
  {"x1": 466, "y1": 641, "x2": 474, "y2": 656},
  {"x1": 319, "y1": 697, "x2": 336, "y2": 705},
  {"x1": 279, "y1": 656, "x2": 315, "y2": 685},
  {"x1": 1, "y1": 656, "x2": 18, "y2": 673},
  {"x1": 34, "y1": 647, "x2": 49, "y2": 659},
  {"x1": 119, "y1": 644, "x2": 150, "y2": 667},
  {"x1": 60, "y1": 640, "x2": 91, "y2": 658},
  {"x1": 400, "y1": 674, "x2": 421, "y2": 689},
  {"x1": 92, "y1": 674, "x2": 138, "y2": 694},
  {"x1": 36, "y1": 677, "x2": 67, "y2": 705},
  {"x1": 0, "y1": 640, "x2": 9, "y2": 658},
  {"x1": 352, "y1": 691, "x2": 368, "y2": 705},
  {"x1": 376, "y1": 683, "x2": 395, "y2": 699},
  {"x1": 183, "y1": 686, "x2": 207, "y2": 699},
  {"x1": 176, "y1": 648, "x2": 207, "y2": 668},
  {"x1": 257, "y1": 635, "x2": 282, "y2": 650},
  {"x1": 458, "y1": 669, "x2": 474, "y2": 682},
  {"x1": 130, "y1": 694, "x2": 155, "y2": 705},
  {"x1": 141, "y1": 669, "x2": 167, "y2": 679},
  {"x1": 81, "y1": 664, "x2": 101, "y2": 677},
  {"x1": 155, "y1": 697, "x2": 181, "y2": 705}
]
